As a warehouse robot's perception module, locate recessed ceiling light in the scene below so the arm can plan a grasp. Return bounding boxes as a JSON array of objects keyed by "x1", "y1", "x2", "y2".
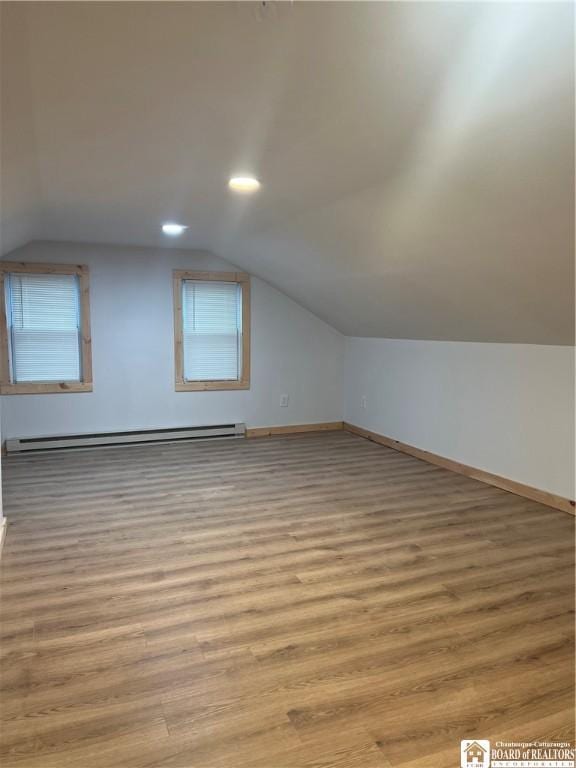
[
  {"x1": 228, "y1": 176, "x2": 261, "y2": 193},
  {"x1": 162, "y1": 222, "x2": 188, "y2": 236}
]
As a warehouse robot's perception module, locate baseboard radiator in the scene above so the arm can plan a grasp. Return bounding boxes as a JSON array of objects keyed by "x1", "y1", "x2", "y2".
[{"x1": 5, "y1": 423, "x2": 246, "y2": 454}]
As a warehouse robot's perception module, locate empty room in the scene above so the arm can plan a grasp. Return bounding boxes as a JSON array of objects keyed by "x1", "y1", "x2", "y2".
[{"x1": 0, "y1": 2, "x2": 574, "y2": 767}]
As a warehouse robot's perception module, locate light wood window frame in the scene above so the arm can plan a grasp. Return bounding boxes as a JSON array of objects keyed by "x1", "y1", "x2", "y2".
[
  {"x1": 173, "y1": 270, "x2": 250, "y2": 392},
  {"x1": 0, "y1": 262, "x2": 93, "y2": 395}
]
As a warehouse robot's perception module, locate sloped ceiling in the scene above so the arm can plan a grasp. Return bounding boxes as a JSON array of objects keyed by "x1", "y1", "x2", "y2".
[{"x1": 1, "y1": 1, "x2": 573, "y2": 343}]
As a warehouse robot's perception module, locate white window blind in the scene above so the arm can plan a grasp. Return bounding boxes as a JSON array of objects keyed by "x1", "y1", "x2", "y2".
[
  {"x1": 6, "y1": 272, "x2": 82, "y2": 383},
  {"x1": 182, "y1": 280, "x2": 242, "y2": 381}
]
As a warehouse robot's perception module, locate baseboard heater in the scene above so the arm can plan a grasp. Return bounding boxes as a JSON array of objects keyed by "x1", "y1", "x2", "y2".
[{"x1": 5, "y1": 423, "x2": 246, "y2": 454}]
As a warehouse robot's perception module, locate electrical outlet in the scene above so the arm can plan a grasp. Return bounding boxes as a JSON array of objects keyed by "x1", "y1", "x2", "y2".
[
  {"x1": 361, "y1": 395, "x2": 367, "y2": 409},
  {"x1": 280, "y1": 394, "x2": 289, "y2": 407}
]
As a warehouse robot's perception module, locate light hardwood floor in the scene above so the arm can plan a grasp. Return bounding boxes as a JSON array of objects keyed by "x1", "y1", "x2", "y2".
[{"x1": 0, "y1": 431, "x2": 574, "y2": 768}]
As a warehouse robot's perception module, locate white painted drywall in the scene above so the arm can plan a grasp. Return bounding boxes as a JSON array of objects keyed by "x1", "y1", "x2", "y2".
[
  {"x1": 0, "y1": 4, "x2": 41, "y2": 256},
  {"x1": 0, "y1": 241, "x2": 344, "y2": 438},
  {"x1": 2, "y1": 243, "x2": 572, "y2": 503},
  {"x1": 3, "y1": 3, "x2": 574, "y2": 344},
  {"x1": 344, "y1": 337, "x2": 575, "y2": 499}
]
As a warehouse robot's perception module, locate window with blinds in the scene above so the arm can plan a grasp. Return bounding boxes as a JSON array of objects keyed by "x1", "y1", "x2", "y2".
[
  {"x1": 182, "y1": 280, "x2": 242, "y2": 382},
  {"x1": 5, "y1": 272, "x2": 82, "y2": 383},
  {"x1": 173, "y1": 271, "x2": 250, "y2": 391}
]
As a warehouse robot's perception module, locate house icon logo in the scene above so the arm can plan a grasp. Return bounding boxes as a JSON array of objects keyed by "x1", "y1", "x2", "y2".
[{"x1": 461, "y1": 740, "x2": 490, "y2": 768}]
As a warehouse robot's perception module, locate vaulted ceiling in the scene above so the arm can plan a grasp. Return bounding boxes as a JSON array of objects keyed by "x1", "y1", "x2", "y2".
[{"x1": 1, "y1": 1, "x2": 574, "y2": 343}]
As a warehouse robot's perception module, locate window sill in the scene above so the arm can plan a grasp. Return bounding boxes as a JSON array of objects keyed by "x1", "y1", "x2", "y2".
[
  {"x1": 0, "y1": 382, "x2": 93, "y2": 395},
  {"x1": 175, "y1": 379, "x2": 250, "y2": 392}
]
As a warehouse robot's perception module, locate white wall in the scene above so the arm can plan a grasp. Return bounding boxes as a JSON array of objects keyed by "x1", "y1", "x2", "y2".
[
  {"x1": 344, "y1": 337, "x2": 575, "y2": 499},
  {"x1": 1, "y1": 241, "x2": 344, "y2": 438},
  {"x1": 0, "y1": 4, "x2": 41, "y2": 256},
  {"x1": 2, "y1": 243, "x2": 572, "y2": 504}
]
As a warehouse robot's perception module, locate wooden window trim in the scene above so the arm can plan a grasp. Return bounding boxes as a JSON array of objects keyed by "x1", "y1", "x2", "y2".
[
  {"x1": 0, "y1": 262, "x2": 93, "y2": 395},
  {"x1": 173, "y1": 270, "x2": 250, "y2": 392}
]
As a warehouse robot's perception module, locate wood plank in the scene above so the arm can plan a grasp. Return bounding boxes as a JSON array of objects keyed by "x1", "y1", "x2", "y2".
[
  {"x1": 247, "y1": 422, "x2": 343, "y2": 437},
  {"x1": 0, "y1": 431, "x2": 573, "y2": 767},
  {"x1": 344, "y1": 422, "x2": 575, "y2": 515}
]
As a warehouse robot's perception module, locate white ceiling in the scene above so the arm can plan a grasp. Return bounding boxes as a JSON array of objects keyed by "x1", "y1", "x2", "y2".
[{"x1": 1, "y1": 1, "x2": 574, "y2": 343}]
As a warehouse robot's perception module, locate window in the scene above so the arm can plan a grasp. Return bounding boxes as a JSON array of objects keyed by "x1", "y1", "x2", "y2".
[
  {"x1": 173, "y1": 271, "x2": 250, "y2": 391},
  {"x1": 0, "y1": 263, "x2": 92, "y2": 394}
]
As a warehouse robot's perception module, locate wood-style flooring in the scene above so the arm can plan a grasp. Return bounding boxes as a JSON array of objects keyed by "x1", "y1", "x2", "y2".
[{"x1": 0, "y1": 431, "x2": 574, "y2": 768}]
